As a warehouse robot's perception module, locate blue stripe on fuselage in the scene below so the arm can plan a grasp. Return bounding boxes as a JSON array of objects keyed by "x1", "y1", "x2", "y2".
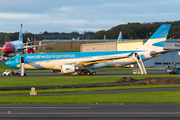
[{"x1": 10, "y1": 50, "x2": 144, "y2": 63}]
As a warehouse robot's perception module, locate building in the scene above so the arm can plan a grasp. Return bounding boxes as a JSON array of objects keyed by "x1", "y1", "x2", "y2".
[
  {"x1": 40, "y1": 39, "x2": 143, "y2": 51},
  {"x1": 80, "y1": 40, "x2": 144, "y2": 52}
]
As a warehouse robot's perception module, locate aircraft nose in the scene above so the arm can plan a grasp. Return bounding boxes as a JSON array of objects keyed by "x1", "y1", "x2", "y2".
[
  {"x1": 5, "y1": 60, "x2": 15, "y2": 68},
  {"x1": 5, "y1": 60, "x2": 11, "y2": 67},
  {"x1": 3, "y1": 42, "x2": 15, "y2": 53},
  {"x1": 3, "y1": 48, "x2": 8, "y2": 53}
]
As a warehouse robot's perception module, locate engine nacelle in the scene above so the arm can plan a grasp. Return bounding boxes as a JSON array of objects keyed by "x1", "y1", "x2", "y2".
[
  {"x1": 27, "y1": 47, "x2": 35, "y2": 54},
  {"x1": 91, "y1": 63, "x2": 107, "y2": 69},
  {"x1": 61, "y1": 65, "x2": 79, "y2": 74}
]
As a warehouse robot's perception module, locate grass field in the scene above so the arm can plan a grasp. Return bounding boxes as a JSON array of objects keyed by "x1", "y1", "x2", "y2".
[
  {"x1": 1, "y1": 90, "x2": 180, "y2": 103},
  {"x1": 1, "y1": 74, "x2": 180, "y2": 87},
  {"x1": 1, "y1": 63, "x2": 180, "y2": 104},
  {"x1": 0, "y1": 75, "x2": 180, "y2": 104},
  {"x1": 1, "y1": 84, "x2": 180, "y2": 95}
]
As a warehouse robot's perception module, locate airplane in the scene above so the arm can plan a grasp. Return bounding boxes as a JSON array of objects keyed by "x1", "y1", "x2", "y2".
[
  {"x1": 0, "y1": 24, "x2": 28, "y2": 56},
  {"x1": 5, "y1": 24, "x2": 171, "y2": 75},
  {"x1": 0, "y1": 24, "x2": 67, "y2": 58}
]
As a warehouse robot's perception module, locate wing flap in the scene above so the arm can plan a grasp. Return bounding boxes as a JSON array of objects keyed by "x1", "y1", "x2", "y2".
[
  {"x1": 150, "y1": 50, "x2": 174, "y2": 57},
  {"x1": 77, "y1": 57, "x2": 127, "y2": 66},
  {"x1": 75, "y1": 52, "x2": 134, "y2": 66}
]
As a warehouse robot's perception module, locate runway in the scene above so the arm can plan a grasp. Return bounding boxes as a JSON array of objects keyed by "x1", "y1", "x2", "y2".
[
  {"x1": 1, "y1": 104, "x2": 180, "y2": 119},
  {"x1": 0, "y1": 61, "x2": 5, "y2": 63},
  {"x1": 0, "y1": 71, "x2": 166, "y2": 78}
]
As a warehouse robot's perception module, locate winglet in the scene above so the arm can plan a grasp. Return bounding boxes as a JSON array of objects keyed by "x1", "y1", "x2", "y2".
[
  {"x1": 19, "y1": 24, "x2": 23, "y2": 41},
  {"x1": 127, "y1": 52, "x2": 134, "y2": 57}
]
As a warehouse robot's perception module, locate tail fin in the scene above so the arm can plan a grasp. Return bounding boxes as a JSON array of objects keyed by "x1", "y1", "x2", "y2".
[
  {"x1": 19, "y1": 24, "x2": 23, "y2": 41},
  {"x1": 138, "y1": 24, "x2": 171, "y2": 50},
  {"x1": 117, "y1": 31, "x2": 122, "y2": 42}
]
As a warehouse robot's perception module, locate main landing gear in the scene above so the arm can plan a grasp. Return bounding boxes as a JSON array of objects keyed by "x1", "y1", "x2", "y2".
[{"x1": 79, "y1": 70, "x2": 96, "y2": 76}]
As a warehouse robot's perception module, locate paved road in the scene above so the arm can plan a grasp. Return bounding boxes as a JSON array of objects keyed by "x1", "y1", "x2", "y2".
[
  {"x1": 1, "y1": 104, "x2": 180, "y2": 119},
  {"x1": 0, "y1": 61, "x2": 5, "y2": 64},
  {"x1": 1, "y1": 87, "x2": 180, "y2": 97},
  {"x1": 0, "y1": 71, "x2": 166, "y2": 78}
]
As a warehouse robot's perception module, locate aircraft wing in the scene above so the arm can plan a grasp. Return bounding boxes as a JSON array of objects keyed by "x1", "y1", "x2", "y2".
[
  {"x1": 66, "y1": 52, "x2": 134, "y2": 66},
  {"x1": 76, "y1": 57, "x2": 129, "y2": 66},
  {"x1": 23, "y1": 41, "x2": 39, "y2": 45},
  {"x1": 18, "y1": 41, "x2": 70, "y2": 51}
]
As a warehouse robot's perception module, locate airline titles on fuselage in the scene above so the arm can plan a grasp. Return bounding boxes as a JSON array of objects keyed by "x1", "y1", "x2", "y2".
[
  {"x1": 25, "y1": 54, "x2": 125, "y2": 60},
  {"x1": 26, "y1": 54, "x2": 76, "y2": 60}
]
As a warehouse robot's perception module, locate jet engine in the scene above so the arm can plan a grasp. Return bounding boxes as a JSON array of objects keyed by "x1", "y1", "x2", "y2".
[
  {"x1": 150, "y1": 51, "x2": 163, "y2": 57},
  {"x1": 61, "y1": 65, "x2": 79, "y2": 74},
  {"x1": 27, "y1": 47, "x2": 35, "y2": 54}
]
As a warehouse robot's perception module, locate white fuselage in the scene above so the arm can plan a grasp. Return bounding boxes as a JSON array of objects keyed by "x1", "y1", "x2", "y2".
[
  {"x1": 11, "y1": 40, "x2": 24, "y2": 52},
  {"x1": 9, "y1": 50, "x2": 154, "y2": 70}
]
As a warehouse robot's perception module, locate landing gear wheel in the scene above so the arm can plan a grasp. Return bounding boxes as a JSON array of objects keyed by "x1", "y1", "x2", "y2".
[
  {"x1": 80, "y1": 71, "x2": 84, "y2": 75},
  {"x1": 92, "y1": 72, "x2": 96, "y2": 76},
  {"x1": 86, "y1": 72, "x2": 91, "y2": 76}
]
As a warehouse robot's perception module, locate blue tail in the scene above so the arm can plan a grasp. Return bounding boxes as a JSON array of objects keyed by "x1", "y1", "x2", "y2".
[
  {"x1": 138, "y1": 24, "x2": 171, "y2": 50},
  {"x1": 19, "y1": 24, "x2": 23, "y2": 41},
  {"x1": 117, "y1": 31, "x2": 122, "y2": 42}
]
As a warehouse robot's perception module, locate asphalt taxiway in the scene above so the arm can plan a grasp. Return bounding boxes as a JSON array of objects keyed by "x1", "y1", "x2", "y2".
[
  {"x1": 0, "y1": 71, "x2": 166, "y2": 78},
  {"x1": 1, "y1": 87, "x2": 180, "y2": 97},
  {"x1": 0, "y1": 61, "x2": 5, "y2": 63},
  {"x1": 1, "y1": 104, "x2": 180, "y2": 119}
]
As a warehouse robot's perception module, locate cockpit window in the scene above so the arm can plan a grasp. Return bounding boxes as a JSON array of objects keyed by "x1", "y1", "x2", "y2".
[
  {"x1": 10, "y1": 59, "x2": 15, "y2": 61},
  {"x1": 3, "y1": 46, "x2": 10, "y2": 48}
]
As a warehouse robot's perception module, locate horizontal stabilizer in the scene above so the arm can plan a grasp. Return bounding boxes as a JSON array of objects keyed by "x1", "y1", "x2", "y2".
[{"x1": 150, "y1": 50, "x2": 174, "y2": 57}]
